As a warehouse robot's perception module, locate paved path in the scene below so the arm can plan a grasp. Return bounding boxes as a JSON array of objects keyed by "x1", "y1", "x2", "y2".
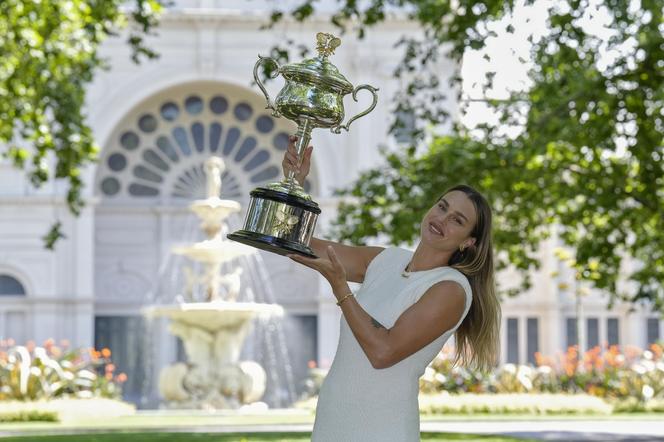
[
  {"x1": 1, "y1": 420, "x2": 663, "y2": 441},
  {"x1": 420, "y1": 420, "x2": 664, "y2": 441}
]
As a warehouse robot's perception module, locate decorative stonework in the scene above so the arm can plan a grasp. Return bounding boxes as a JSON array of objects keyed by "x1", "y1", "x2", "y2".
[
  {"x1": 96, "y1": 82, "x2": 316, "y2": 203},
  {"x1": 97, "y1": 269, "x2": 151, "y2": 301}
]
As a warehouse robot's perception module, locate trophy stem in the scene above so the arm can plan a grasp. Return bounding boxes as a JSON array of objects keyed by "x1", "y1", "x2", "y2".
[{"x1": 285, "y1": 118, "x2": 314, "y2": 192}]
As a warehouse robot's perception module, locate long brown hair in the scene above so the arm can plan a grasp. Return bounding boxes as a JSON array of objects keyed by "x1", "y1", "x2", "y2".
[{"x1": 444, "y1": 184, "x2": 501, "y2": 373}]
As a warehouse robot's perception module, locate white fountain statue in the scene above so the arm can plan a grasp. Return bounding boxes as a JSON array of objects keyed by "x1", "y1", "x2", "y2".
[{"x1": 144, "y1": 157, "x2": 283, "y2": 410}]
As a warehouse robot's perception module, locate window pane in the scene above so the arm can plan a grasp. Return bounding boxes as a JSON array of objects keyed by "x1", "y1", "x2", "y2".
[
  {"x1": 507, "y1": 318, "x2": 519, "y2": 364},
  {"x1": 647, "y1": 318, "x2": 661, "y2": 345},
  {"x1": 233, "y1": 102, "x2": 253, "y2": 121},
  {"x1": 587, "y1": 317, "x2": 599, "y2": 350},
  {"x1": 94, "y1": 316, "x2": 148, "y2": 406},
  {"x1": 566, "y1": 317, "x2": 578, "y2": 349},
  {"x1": 185, "y1": 95, "x2": 203, "y2": 115},
  {"x1": 160, "y1": 101, "x2": 180, "y2": 121},
  {"x1": 101, "y1": 177, "x2": 121, "y2": 196},
  {"x1": 282, "y1": 315, "x2": 317, "y2": 398},
  {"x1": 607, "y1": 318, "x2": 620, "y2": 346},
  {"x1": 209, "y1": 96, "x2": 228, "y2": 115},
  {"x1": 0, "y1": 275, "x2": 26, "y2": 295},
  {"x1": 527, "y1": 317, "x2": 539, "y2": 365}
]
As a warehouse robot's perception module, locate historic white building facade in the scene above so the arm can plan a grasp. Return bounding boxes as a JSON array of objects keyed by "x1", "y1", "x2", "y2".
[{"x1": 0, "y1": 1, "x2": 661, "y2": 406}]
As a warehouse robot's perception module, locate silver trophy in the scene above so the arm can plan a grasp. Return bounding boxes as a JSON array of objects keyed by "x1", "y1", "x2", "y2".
[{"x1": 227, "y1": 33, "x2": 378, "y2": 257}]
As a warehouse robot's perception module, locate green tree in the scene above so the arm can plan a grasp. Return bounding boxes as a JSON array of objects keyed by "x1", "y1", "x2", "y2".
[
  {"x1": 0, "y1": 0, "x2": 162, "y2": 248},
  {"x1": 267, "y1": 0, "x2": 663, "y2": 311}
]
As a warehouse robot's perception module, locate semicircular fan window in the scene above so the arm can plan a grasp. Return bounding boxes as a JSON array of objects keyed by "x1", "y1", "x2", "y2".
[{"x1": 97, "y1": 88, "x2": 315, "y2": 202}]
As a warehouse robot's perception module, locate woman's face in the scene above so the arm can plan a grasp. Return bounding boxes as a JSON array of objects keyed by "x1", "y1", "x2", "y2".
[{"x1": 420, "y1": 190, "x2": 478, "y2": 251}]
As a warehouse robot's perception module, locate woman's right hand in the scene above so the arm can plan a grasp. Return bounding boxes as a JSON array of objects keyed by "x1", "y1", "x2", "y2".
[{"x1": 282, "y1": 135, "x2": 313, "y2": 186}]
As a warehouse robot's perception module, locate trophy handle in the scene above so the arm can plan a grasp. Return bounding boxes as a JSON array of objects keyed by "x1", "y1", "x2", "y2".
[
  {"x1": 253, "y1": 55, "x2": 282, "y2": 118},
  {"x1": 331, "y1": 84, "x2": 379, "y2": 134}
]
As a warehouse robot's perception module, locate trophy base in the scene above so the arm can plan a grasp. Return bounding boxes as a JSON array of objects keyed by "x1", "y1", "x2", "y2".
[{"x1": 227, "y1": 230, "x2": 318, "y2": 259}]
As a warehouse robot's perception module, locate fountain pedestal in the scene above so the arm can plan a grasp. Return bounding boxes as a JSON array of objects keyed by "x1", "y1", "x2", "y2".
[
  {"x1": 146, "y1": 302, "x2": 282, "y2": 409},
  {"x1": 144, "y1": 157, "x2": 284, "y2": 410}
]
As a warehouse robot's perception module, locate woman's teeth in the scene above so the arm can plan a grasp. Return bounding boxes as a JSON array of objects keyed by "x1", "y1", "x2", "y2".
[{"x1": 429, "y1": 223, "x2": 443, "y2": 236}]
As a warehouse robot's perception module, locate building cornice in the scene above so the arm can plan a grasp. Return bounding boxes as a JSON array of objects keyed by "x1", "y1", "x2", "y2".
[
  {"x1": 0, "y1": 196, "x2": 100, "y2": 207},
  {"x1": 0, "y1": 297, "x2": 95, "y2": 305},
  {"x1": 157, "y1": 7, "x2": 417, "y2": 30}
]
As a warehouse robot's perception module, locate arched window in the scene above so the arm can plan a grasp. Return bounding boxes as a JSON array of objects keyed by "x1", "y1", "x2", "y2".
[
  {"x1": 0, "y1": 275, "x2": 26, "y2": 296},
  {"x1": 96, "y1": 85, "x2": 317, "y2": 202}
]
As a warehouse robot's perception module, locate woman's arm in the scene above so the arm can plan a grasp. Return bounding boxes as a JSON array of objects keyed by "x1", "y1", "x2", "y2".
[
  {"x1": 289, "y1": 247, "x2": 467, "y2": 369},
  {"x1": 332, "y1": 278, "x2": 466, "y2": 369},
  {"x1": 309, "y1": 238, "x2": 384, "y2": 283},
  {"x1": 281, "y1": 136, "x2": 384, "y2": 283}
]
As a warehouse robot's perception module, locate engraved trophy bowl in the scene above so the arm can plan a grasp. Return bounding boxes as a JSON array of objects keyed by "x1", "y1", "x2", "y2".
[{"x1": 227, "y1": 33, "x2": 378, "y2": 258}]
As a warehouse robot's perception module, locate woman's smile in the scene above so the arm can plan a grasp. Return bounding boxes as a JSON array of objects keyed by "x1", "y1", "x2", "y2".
[{"x1": 428, "y1": 222, "x2": 445, "y2": 237}]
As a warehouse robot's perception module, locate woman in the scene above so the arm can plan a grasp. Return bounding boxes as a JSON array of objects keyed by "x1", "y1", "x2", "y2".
[{"x1": 283, "y1": 137, "x2": 501, "y2": 441}]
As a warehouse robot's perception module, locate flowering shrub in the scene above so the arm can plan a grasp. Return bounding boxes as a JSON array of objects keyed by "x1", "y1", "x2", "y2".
[
  {"x1": 419, "y1": 342, "x2": 664, "y2": 411},
  {"x1": 0, "y1": 338, "x2": 127, "y2": 401},
  {"x1": 419, "y1": 392, "x2": 612, "y2": 415}
]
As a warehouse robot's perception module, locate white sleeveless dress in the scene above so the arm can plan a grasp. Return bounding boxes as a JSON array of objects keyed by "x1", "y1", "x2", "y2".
[{"x1": 311, "y1": 246, "x2": 473, "y2": 442}]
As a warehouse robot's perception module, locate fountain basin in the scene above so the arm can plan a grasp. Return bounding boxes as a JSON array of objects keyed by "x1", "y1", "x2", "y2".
[
  {"x1": 172, "y1": 239, "x2": 255, "y2": 264},
  {"x1": 142, "y1": 301, "x2": 284, "y2": 409},
  {"x1": 144, "y1": 302, "x2": 283, "y2": 331}
]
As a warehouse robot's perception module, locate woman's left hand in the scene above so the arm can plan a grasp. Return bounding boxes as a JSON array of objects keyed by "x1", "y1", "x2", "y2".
[{"x1": 287, "y1": 246, "x2": 347, "y2": 290}]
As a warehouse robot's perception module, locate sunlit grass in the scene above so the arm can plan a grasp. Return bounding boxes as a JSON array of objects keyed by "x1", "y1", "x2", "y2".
[{"x1": 0, "y1": 432, "x2": 537, "y2": 442}]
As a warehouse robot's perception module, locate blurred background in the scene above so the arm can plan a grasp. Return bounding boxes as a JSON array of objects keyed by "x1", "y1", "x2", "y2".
[{"x1": 0, "y1": 0, "x2": 662, "y2": 417}]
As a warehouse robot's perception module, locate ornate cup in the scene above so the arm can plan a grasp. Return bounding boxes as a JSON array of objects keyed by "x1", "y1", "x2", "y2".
[{"x1": 227, "y1": 33, "x2": 378, "y2": 257}]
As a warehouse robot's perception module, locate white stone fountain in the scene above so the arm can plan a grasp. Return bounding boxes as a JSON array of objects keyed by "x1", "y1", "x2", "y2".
[{"x1": 144, "y1": 157, "x2": 283, "y2": 410}]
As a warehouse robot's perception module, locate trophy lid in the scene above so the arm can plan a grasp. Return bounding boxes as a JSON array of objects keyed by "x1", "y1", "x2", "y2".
[{"x1": 280, "y1": 33, "x2": 353, "y2": 94}]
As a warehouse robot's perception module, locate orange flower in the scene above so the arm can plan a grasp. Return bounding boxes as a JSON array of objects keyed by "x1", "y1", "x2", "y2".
[
  {"x1": 105, "y1": 363, "x2": 116, "y2": 373},
  {"x1": 594, "y1": 358, "x2": 604, "y2": 370},
  {"x1": 101, "y1": 348, "x2": 111, "y2": 358},
  {"x1": 650, "y1": 343, "x2": 662, "y2": 359},
  {"x1": 307, "y1": 360, "x2": 317, "y2": 369},
  {"x1": 117, "y1": 373, "x2": 128, "y2": 383},
  {"x1": 564, "y1": 357, "x2": 578, "y2": 376}
]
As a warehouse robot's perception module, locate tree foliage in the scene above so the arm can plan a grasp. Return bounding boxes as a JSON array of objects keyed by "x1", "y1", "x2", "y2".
[
  {"x1": 1, "y1": 0, "x2": 662, "y2": 310},
  {"x1": 268, "y1": 0, "x2": 663, "y2": 310},
  {"x1": 263, "y1": 0, "x2": 515, "y2": 136},
  {"x1": 0, "y1": 0, "x2": 162, "y2": 248}
]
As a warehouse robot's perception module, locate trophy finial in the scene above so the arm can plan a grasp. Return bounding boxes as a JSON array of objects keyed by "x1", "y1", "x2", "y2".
[{"x1": 316, "y1": 32, "x2": 341, "y2": 58}]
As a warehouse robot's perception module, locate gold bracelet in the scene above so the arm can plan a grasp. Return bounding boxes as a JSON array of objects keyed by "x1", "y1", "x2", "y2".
[{"x1": 336, "y1": 292, "x2": 354, "y2": 306}]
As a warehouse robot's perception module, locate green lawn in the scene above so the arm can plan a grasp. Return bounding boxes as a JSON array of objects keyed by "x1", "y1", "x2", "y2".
[{"x1": 0, "y1": 432, "x2": 537, "y2": 442}]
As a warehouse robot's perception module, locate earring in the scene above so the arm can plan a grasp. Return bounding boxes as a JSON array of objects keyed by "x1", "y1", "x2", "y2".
[{"x1": 459, "y1": 244, "x2": 465, "y2": 252}]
